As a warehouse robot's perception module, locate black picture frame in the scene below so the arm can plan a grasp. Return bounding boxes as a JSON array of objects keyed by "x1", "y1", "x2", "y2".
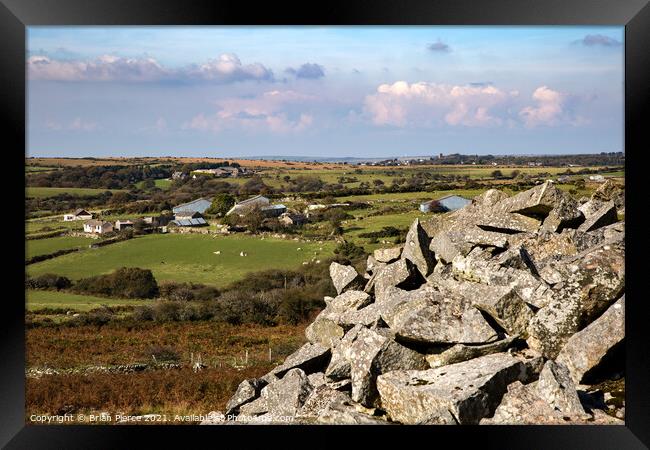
[{"x1": 2, "y1": 0, "x2": 648, "y2": 447}]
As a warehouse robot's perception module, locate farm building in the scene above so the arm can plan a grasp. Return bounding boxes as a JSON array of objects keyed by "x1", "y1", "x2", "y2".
[
  {"x1": 172, "y1": 198, "x2": 212, "y2": 215},
  {"x1": 192, "y1": 166, "x2": 244, "y2": 178},
  {"x1": 420, "y1": 195, "x2": 471, "y2": 213},
  {"x1": 279, "y1": 211, "x2": 307, "y2": 226},
  {"x1": 171, "y1": 171, "x2": 187, "y2": 180},
  {"x1": 226, "y1": 195, "x2": 270, "y2": 216},
  {"x1": 169, "y1": 217, "x2": 208, "y2": 227},
  {"x1": 115, "y1": 220, "x2": 134, "y2": 230},
  {"x1": 304, "y1": 203, "x2": 350, "y2": 217},
  {"x1": 262, "y1": 204, "x2": 287, "y2": 218},
  {"x1": 175, "y1": 210, "x2": 204, "y2": 220},
  {"x1": 226, "y1": 195, "x2": 287, "y2": 217},
  {"x1": 84, "y1": 220, "x2": 113, "y2": 234},
  {"x1": 63, "y1": 209, "x2": 93, "y2": 221}
]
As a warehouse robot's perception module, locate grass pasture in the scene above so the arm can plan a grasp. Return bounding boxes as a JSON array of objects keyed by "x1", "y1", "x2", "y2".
[
  {"x1": 26, "y1": 187, "x2": 124, "y2": 198},
  {"x1": 26, "y1": 290, "x2": 155, "y2": 312},
  {"x1": 136, "y1": 178, "x2": 172, "y2": 190},
  {"x1": 26, "y1": 236, "x2": 94, "y2": 259},
  {"x1": 26, "y1": 219, "x2": 84, "y2": 236},
  {"x1": 27, "y1": 233, "x2": 336, "y2": 286}
]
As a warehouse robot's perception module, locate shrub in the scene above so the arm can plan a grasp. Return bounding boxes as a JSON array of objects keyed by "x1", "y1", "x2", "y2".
[
  {"x1": 73, "y1": 267, "x2": 159, "y2": 299},
  {"x1": 70, "y1": 309, "x2": 113, "y2": 327},
  {"x1": 206, "y1": 193, "x2": 235, "y2": 216},
  {"x1": 358, "y1": 226, "x2": 405, "y2": 239},
  {"x1": 151, "y1": 301, "x2": 182, "y2": 322},
  {"x1": 26, "y1": 274, "x2": 72, "y2": 291},
  {"x1": 158, "y1": 282, "x2": 220, "y2": 302},
  {"x1": 146, "y1": 345, "x2": 181, "y2": 362},
  {"x1": 333, "y1": 241, "x2": 366, "y2": 262},
  {"x1": 132, "y1": 305, "x2": 154, "y2": 321}
]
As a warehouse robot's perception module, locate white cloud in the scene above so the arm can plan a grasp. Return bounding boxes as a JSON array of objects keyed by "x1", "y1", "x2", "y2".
[
  {"x1": 519, "y1": 86, "x2": 565, "y2": 127},
  {"x1": 183, "y1": 90, "x2": 315, "y2": 134},
  {"x1": 46, "y1": 117, "x2": 98, "y2": 131},
  {"x1": 29, "y1": 55, "x2": 167, "y2": 82},
  {"x1": 186, "y1": 53, "x2": 273, "y2": 83},
  {"x1": 285, "y1": 63, "x2": 325, "y2": 79},
  {"x1": 28, "y1": 53, "x2": 273, "y2": 83},
  {"x1": 578, "y1": 34, "x2": 622, "y2": 47},
  {"x1": 364, "y1": 81, "x2": 513, "y2": 127}
]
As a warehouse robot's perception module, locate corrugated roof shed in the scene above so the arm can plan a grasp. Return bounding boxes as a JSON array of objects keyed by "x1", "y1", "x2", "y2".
[
  {"x1": 171, "y1": 218, "x2": 207, "y2": 227},
  {"x1": 172, "y1": 198, "x2": 212, "y2": 214}
]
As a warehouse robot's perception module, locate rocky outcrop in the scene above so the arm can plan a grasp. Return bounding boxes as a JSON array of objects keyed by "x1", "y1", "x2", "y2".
[
  {"x1": 217, "y1": 183, "x2": 624, "y2": 425},
  {"x1": 329, "y1": 262, "x2": 365, "y2": 294},
  {"x1": 401, "y1": 219, "x2": 436, "y2": 277},
  {"x1": 380, "y1": 285, "x2": 499, "y2": 345},
  {"x1": 425, "y1": 337, "x2": 517, "y2": 368},
  {"x1": 557, "y1": 296, "x2": 625, "y2": 384},
  {"x1": 376, "y1": 353, "x2": 529, "y2": 424},
  {"x1": 373, "y1": 246, "x2": 403, "y2": 263},
  {"x1": 536, "y1": 360, "x2": 587, "y2": 416}
]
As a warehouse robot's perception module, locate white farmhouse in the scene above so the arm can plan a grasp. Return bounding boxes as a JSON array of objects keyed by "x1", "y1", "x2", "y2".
[
  {"x1": 84, "y1": 220, "x2": 113, "y2": 234},
  {"x1": 63, "y1": 209, "x2": 93, "y2": 221}
]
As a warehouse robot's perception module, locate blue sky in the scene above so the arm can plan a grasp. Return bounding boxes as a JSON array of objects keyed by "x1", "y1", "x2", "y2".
[{"x1": 27, "y1": 26, "x2": 624, "y2": 158}]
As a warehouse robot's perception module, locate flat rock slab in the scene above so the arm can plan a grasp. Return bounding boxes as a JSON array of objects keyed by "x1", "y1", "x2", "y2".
[
  {"x1": 541, "y1": 195, "x2": 584, "y2": 233},
  {"x1": 366, "y1": 254, "x2": 386, "y2": 275},
  {"x1": 263, "y1": 368, "x2": 314, "y2": 418},
  {"x1": 451, "y1": 249, "x2": 553, "y2": 309},
  {"x1": 376, "y1": 352, "x2": 528, "y2": 424},
  {"x1": 480, "y1": 381, "x2": 583, "y2": 425},
  {"x1": 325, "y1": 325, "x2": 365, "y2": 381},
  {"x1": 504, "y1": 181, "x2": 567, "y2": 216},
  {"x1": 578, "y1": 201, "x2": 618, "y2": 232},
  {"x1": 297, "y1": 384, "x2": 352, "y2": 419},
  {"x1": 337, "y1": 302, "x2": 383, "y2": 328},
  {"x1": 329, "y1": 290, "x2": 371, "y2": 312},
  {"x1": 372, "y1": 258, "x2": 426, "y2": 295},
  {"x1": 429, "y1": 228, "x2": 508, "y2": 265},
  {"x1": 374, "y1": 246, "x2": 403, "y2": 263},
  {"x1": 347, "y1": 327, "x2": 429, "y2": 407},
  {"x1": 527, "y1": 241, "x2": 624, "y2": 358},
  {"x1": 315, "y1": 402, "x2": 392, "y2": 424},
  {"x1": 330, "y1": 262, "x2": 365, "y2": 294},
  {"x1": 557, "y1": 296, "x2": 625, "y2": 384},
  {"x1": 225, "y1": 378, "x2": 268, "y2": 416},
  {"x1": 458, "y1": 282, "x2": 535, "y2": 336},
  {"x1": 305, "y1": 317, "x2": 345, "y2": 348},
  {"x1": 272, "y1": 342, "x2": 331, "y2": 378},
  {"x1": 401, "y1": 218, "x2": 436, "y2": 277},
  {"x1": 381, "y1": 284, "x2": 499, "y2": 345},
  {"x1": 537, "y1": 360, "x2": 586, "y2": 416},
  {"x1": 426, "y1": 337, "x2": 516, "y2": 368}
]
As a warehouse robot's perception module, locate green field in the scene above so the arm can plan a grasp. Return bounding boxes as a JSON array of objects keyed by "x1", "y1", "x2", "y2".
[
  {"x1": 26, "y1": 289, "x2": 155, "y2": 312},
  {"x1": 27, "y1": 233, "x2": 336, "y2": 286},
  {"x1": 254, "y1": 165, "x2": 608, "y2": 189},
  {"x1": 136, "y1": 178, "x2": 172, "y2": 190},
  {"x1": 26, "y1": 219, "x2": 84, "y2": 235},
  {"x1": 336, "y1": 188, "x2": 486, "y2": 204},
  {"x1": 26, "y1": 187, "x2": 124, "y2": 198},
  {"x1": 26, "y1": 236, "x2": 94, "y2": 259}
]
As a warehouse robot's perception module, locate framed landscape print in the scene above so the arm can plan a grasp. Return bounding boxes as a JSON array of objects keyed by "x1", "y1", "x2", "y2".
[{"x1": 2, "y1": 0, "x2": 648, "y2": 447}]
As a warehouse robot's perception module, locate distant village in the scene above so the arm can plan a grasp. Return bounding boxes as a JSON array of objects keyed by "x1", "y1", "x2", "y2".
[{"x1": 62, "y1": 165, "x2": 612, "y2": 236}]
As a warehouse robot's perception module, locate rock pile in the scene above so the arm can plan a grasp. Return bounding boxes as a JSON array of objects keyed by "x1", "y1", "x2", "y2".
[{"x1": 207, "y1": 180, "x2": 625, "y2": 425}]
